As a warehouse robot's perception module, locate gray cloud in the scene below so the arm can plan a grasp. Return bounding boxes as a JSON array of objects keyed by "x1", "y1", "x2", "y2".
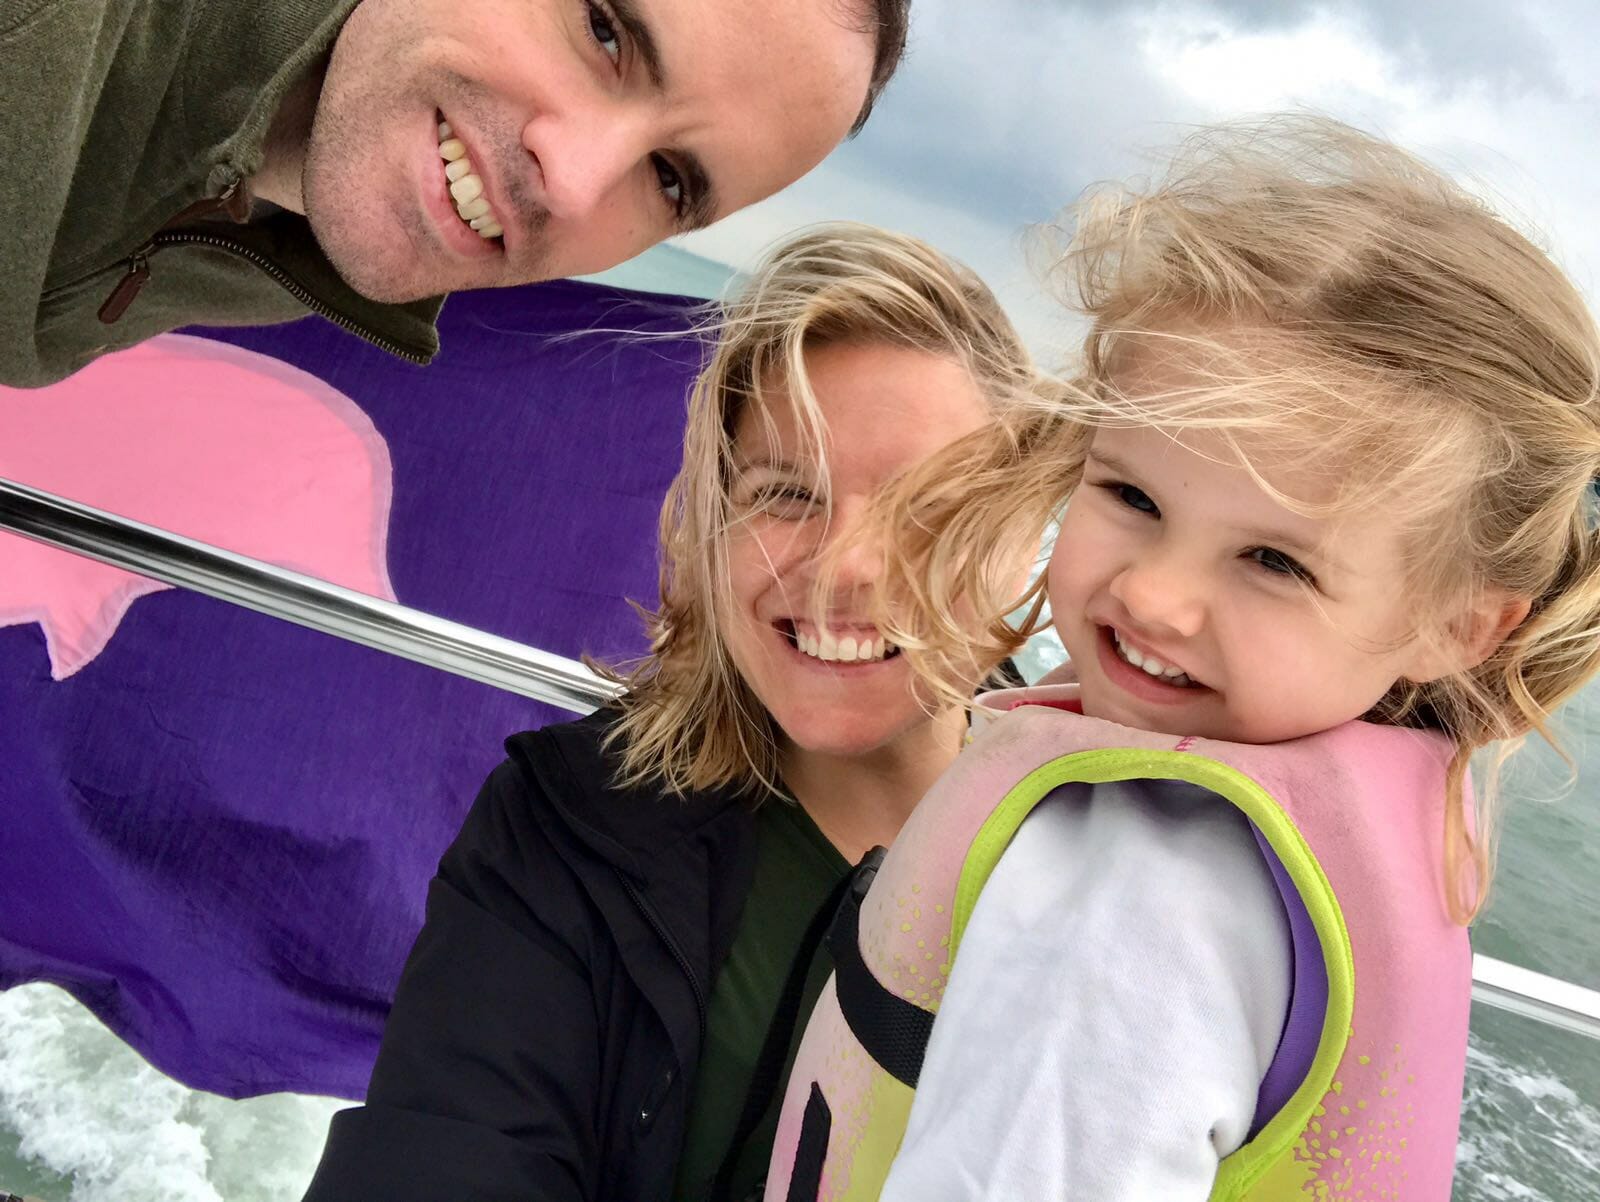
[
  {"x1": 1052, "y1": 0, "x2": 1573, "y2": 95},
  {"x1": 827, "y1": 2, "x2": 1189, "y2": 226}
]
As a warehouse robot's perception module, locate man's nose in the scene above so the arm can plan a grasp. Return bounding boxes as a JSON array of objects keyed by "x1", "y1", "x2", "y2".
[
  {"x1": 1108, "y1": 548, "x2": 1206, "y2": 638},
  {"x1": 521, "y1": 106, "x2": 647, "y2": 223}
]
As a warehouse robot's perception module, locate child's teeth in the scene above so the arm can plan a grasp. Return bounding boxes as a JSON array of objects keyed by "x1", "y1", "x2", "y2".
[{"x1": 1114, "y1": 629, "x2": 1193, "y2": 684}]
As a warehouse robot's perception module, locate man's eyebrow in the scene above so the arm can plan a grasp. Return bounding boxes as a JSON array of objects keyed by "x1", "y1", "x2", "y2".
[
  {"x1": 612, "y1": 0, "x2": 665, "y2": 88},
  {"x1": 610, "y1": 0, "x2": 719, "y2": 231},
  {"x1": 677, "y1": 153, "x2": 717, "y2": 232}
]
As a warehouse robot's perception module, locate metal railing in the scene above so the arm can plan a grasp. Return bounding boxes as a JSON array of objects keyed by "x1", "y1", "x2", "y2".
[
  {"x1": 3, "y1": 475, "x2": 1599, "y2": 1041},
  {"x1": 0, "y1": 477, "x2": 620, "y2": 715}
]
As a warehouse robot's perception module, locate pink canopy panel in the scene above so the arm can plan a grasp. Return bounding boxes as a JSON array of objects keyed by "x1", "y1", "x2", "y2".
[{"x1": 0, "y1": 281, "x2": 707, "y2": 1099}]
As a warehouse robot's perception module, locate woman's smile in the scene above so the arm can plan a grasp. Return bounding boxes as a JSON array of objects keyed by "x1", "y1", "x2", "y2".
[{"x1": 776, "y1": 619, "x2": 900, "y2": 665}]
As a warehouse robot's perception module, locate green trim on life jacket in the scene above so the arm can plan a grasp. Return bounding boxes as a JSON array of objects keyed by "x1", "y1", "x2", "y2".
[
  {"x1": 946, "y1": 749, "x2": 1355, "y2": 1202},
  {"x1": 839, "y1": 1069, "x2": 917, "y2": 1201}
]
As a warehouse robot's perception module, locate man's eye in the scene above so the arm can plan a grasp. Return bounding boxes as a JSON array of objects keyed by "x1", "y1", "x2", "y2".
[
  {"x1": 652, "y1": 155, "x2": 685, "y2": 214},
  {"x1": 587, "y1": 2, "x2": 622, "y2": 64},
  {"x1": 1249, "y1": 546, "x2": 1315, "y2": 584},
  {"x1": 1102, "y1": 481, "x2": 1158, "y2": 516}
]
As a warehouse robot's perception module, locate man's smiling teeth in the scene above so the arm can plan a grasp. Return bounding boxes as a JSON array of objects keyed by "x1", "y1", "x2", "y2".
[
  {"x1": 1112, "y1": 628, "x2": 1195, "y2": 686},
  {"x1": 437, "y1": 121, "x2": 504, "y2": 240},
  {"x1": 794, "y1": 627, "x2": 894, "y2": 663}
]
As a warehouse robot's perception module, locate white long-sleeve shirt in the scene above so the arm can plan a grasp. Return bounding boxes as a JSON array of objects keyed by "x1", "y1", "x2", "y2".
[{"x1": 879, "y1": 778, "x2": 1293, "y2": 1201}]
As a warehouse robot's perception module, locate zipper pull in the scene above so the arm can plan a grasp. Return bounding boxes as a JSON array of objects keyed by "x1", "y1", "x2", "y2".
[{"x1": 98, "y1": 246, "x2": 153, "y2": 324}]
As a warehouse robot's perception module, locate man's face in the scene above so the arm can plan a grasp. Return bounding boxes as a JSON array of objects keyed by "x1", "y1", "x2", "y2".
[{"x1": 303, "y1": 0, "x2": 877, "y2": 301}]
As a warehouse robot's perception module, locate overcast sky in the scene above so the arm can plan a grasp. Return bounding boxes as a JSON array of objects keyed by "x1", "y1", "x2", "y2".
[{"x1": 675, "y1": 0, "x2": 1599, "y2": 359}]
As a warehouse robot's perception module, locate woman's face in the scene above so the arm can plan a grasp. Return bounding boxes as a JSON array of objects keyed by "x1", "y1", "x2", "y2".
[{"x1": 720, "y1": 340, "x2": 992, "y2": 759}]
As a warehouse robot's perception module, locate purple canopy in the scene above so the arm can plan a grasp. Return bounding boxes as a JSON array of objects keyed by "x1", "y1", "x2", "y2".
[{"x1": 0, "y1": 281, "x2": 707, "y2": 1099}]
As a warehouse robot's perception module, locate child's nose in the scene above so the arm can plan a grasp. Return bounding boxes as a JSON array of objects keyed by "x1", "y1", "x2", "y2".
[{"x1": 1109, "y1": 553, "x2": 1206, "y2": 638}]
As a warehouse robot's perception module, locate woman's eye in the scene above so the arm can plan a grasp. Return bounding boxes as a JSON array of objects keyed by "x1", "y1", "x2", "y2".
[
  {"x1": 744, "y1": 484, "x2": 815, "y2": 515},
  {"x1": 652, "y1": 154, "x2": 685, "y2": 214},
  {"x1": 587, "y1": 2, "x2": 622, "y2": 64},
  {"x1": 1249, "y1": 546, "x2": 1315, "y2": 584}
]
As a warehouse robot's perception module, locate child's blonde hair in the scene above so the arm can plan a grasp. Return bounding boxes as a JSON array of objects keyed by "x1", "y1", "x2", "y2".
[
  {"x1": 599, "y1": 222, "x2": 1045, "y2": 796},
  {"x1": 873, "y1": 116, "x2": 1600, "y2": 923}
]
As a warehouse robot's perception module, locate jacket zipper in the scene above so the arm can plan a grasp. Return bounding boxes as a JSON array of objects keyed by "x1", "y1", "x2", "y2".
[
  {"x1": 97, "y1": 191, "x2": 429, "y2": 364},
  {"x1": 617, "y1": 869, "x2": 709, "y2": 1046}
]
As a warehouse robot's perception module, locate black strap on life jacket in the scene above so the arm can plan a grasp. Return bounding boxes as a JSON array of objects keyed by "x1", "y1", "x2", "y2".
[
  {"x1": 706, "y1": 847, "x2": 887, "y2": 1202},
  {"x1": 826, "y1": 851, "x2": 936, "y2": 1090},
  {"x1": 785, "y1": 1083, "x2": 833, "y2": 1202}
]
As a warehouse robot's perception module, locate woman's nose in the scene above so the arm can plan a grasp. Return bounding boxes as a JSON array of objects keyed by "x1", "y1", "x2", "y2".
[
  {"x1": 1108, "y1": 551, "x2": 1206, "y2": 638},
  {"x1": 800, "y1": 508, "x2": 883, "y2": 593}
]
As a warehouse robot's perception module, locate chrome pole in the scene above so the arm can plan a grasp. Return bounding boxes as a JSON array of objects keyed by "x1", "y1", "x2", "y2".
[
  {"x1": 4, "y1": 477, "x2": 1599, "y2": 1042},
  {"x1": 1472, "y1": 954, "x2": 1600, "y2": 1042},
  {"x1": 0, "y1": 477, "x2": 621, "y2": 714}
]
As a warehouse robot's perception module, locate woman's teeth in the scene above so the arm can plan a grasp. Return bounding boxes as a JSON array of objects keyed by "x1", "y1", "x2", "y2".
[
  {"x1": 1112, "y1": 628, "x2": 1194, "y2": 687},
  {"x1": 794, "y1": 628, "x2": 894, "y2": 664},
  {"x1": 437, "y1": 121, "x2": 504, "y2": 241}
]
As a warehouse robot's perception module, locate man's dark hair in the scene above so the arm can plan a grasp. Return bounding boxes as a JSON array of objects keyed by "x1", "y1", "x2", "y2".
[{"x1": 850, "y1": 0, "x2": 911, "y2": 134}]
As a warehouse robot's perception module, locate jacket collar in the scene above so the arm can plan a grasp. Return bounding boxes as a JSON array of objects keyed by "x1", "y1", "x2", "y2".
[
  {"x1": 175, "y1": 0, "x2": 444, "y2": 359},
  {"x1": 505, "y1": 711, "x2": 757, "y2": 889}
]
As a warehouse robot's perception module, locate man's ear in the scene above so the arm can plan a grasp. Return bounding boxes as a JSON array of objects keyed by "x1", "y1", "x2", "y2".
[{"x1": 1405, "y1": 590, "x2": 1533, "y2": 683}]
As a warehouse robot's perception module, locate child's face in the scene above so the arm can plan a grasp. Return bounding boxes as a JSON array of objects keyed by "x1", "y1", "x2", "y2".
[{"x1": 1049, "y1": 422, "x2": 1441, "y2": 744}]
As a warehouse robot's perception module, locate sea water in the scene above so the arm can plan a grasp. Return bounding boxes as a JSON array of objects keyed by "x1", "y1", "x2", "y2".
[{"x1": 2, "y1": 248, "x2": 1596, "y2": 1198}]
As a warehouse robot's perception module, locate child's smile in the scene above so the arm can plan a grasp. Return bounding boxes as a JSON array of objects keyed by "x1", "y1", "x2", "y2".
[
  {"x1": 1049, "y1": 418, "x2": 1446, "y2": 745},
  {"x1": 1094, "y1": 622, "x2": 1212, "y2": 708}
]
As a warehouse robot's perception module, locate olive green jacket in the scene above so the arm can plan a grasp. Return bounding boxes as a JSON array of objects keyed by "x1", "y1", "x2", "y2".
[{"x1": 1, "y1": 0, "x2": 442, "y2": 388}]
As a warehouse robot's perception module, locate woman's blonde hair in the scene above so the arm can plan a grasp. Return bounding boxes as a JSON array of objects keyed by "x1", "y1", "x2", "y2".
[
  {"x1": 873, "y1": 116, "x2": 1600, "y2": 923},
  {"x1": 598, "y1": 222, "x2": 1044, "y2": 797}
]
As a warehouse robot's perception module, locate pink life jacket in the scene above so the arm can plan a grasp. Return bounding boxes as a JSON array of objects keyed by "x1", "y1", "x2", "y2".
[{"x1": 765, "y1": 681, "x2": 1472, "y2": 1201}]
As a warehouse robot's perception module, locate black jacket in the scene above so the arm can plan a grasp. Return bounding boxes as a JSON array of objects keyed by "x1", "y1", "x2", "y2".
[{"x1": 302, "y1": 711, "x2": 759, "y2": 1202}]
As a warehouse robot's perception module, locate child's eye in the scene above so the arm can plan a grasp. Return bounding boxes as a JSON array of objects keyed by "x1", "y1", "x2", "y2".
[
  {"x1": 1249, "y1": 546, "x2": 1317, "y2": 585},
  {"x1": 587, "y1": 2, "x2": 622, "y2": 65},
  {"x1": 1101, "y1": 481, "x2": 1159, "y2": 517}
]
